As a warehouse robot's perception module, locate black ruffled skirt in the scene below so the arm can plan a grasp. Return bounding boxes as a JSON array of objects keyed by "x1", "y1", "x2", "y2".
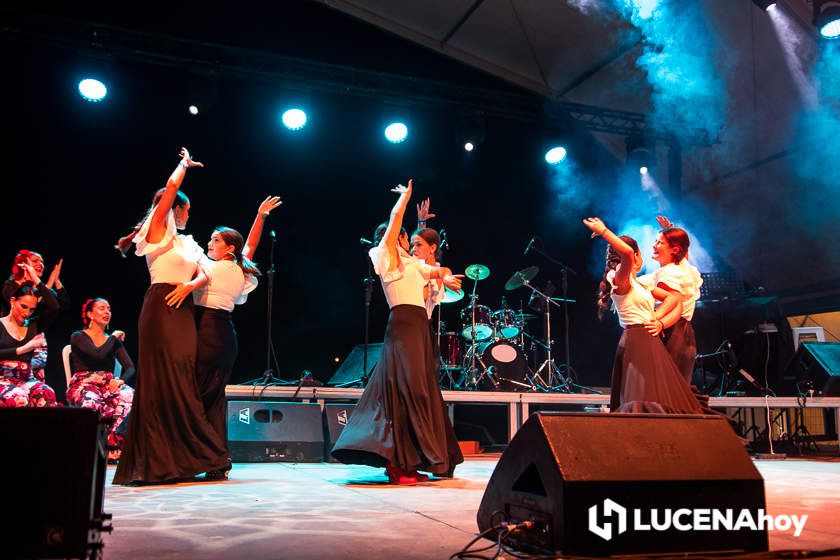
[
  {"x1": 331, "y1": 304, "x2": 463, "y2": 475},
  {"x1": 609, "y1": 325, "x2": 703, "y2": 414},
  {"x1": 113, "y1": 284, "x2": 228, "y2": 484}
]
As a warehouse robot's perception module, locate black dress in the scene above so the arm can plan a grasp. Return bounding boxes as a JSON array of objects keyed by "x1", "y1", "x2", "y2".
[
  {"x1": 332, "y1": 304, "x2": 462, "y2": 475},
  {"x1": 194, "y1": 306, "x2": 237, "y2": 443},
  {"x1": 113, "y1": 224, "x2": 228, "y2": 485}
]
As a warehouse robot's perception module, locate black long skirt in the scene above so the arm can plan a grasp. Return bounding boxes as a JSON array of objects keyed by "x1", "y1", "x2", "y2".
[
  {"x1": 195, "y1": 306, "x2": 237, "y2": 446},
  {"x1": 113, "y1": 284, "x2": 229, "y2": 484},
  {"x1": 331, "y1": 304, "x2": 463, "y2": 476},
  {"x1": 609, "y1": 325, "x2": 703, "y2": 414},
  {"x1": 662, "y1": 317, "x2": 697, "y2": 384}
]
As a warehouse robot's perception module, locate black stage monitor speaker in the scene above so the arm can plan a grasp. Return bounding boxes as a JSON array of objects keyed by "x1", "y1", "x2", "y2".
[
  {"x1": 323, "y1": 403, "x2": 357, "y2": 462},
  {"x1": 328, "y1": 343, "x2": 383, "y2": 386},
  {"x1": 783, "y1": 342, "x2": 840, "y2": 396},
  {"x1": 227, "y1": 401, "x2": 324, "y2": 462},
  {"x1": 477, "y1": 412, "x2": 767, "y2": 557},
  {"x1": 0, "y1": 408, "x2": 110, "y2": 560}
]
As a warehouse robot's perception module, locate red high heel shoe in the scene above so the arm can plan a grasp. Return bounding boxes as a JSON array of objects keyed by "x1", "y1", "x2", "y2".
[{"x1": 385, "y1": 464, "x2": 418, "y2": 485}]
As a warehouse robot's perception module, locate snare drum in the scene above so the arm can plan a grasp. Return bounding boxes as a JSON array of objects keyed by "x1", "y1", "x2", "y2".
[
  {"x1": 460, "y1": 304, "x2": 494, "y2": 341},
  {"x1": 493, "y1": 309, "x2": 523, "y2": 339},
  {"x1": 438, "y1": 332, "x2": 462, "y2": 370}
]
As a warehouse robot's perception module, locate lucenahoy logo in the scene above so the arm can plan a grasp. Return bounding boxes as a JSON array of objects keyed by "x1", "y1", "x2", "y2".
[{"x1": 588, "y1": 499, "x2": 807, "y2": 541}]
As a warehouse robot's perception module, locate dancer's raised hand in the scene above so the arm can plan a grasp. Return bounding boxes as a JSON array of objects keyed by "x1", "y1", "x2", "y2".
[{"x1": 179, "y1": 147, "x2": 204, "y2": 168}]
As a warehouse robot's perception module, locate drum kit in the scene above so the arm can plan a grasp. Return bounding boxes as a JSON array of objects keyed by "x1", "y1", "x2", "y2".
[{"x1": 436, "y1": 262, "x2": 574, "y2": 392}]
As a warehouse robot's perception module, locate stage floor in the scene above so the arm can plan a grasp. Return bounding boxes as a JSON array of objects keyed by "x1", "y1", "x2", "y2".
[{"x1": 101, "y1": 457, "x2": 840, "y2": 559}]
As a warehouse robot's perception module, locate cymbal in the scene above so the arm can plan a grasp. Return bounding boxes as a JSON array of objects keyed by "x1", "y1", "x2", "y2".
[
  {"x1": 441, "y1": 288, "x2": 464, "y2": 304},
  {"x1": 504, "y1": 266, "x2": 539, "y2": 290},
  {"x1": 465, "y1": 264, "x2": 490, "y2": 281}
]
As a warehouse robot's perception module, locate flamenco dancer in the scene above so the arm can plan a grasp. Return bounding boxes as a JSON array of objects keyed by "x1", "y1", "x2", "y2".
[
  {"x1": 0, "y1": 278, "x2": 59, "y2": 407},
  {"x1": 192, "y1": 195, "x2": 282, "y2": 480},
  {"x1": 640, "y1": 216, "x2": 703, "y2": 384},
  {"x1": 583, "y1": 217, "x2": 701, "y2": 414},
  {"x1": 68, "y1": 298, "x2": 135, "y2": 461},
  {"x1": 113, "y1": 147, "x2": 228, "y2": 485},
  {"x1": 332, "y1": 180, "x2": 464, "y2": 484}
]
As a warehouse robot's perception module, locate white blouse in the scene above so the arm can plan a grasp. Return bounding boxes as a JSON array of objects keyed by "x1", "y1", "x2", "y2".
[
  {"x1": 134, "y1": 207, "x2": 203, "y2": 285},
  {"x1": 607, "y1": 269, "x2": 656, "y2": 328},
  {"x1": 639, "y1": 260, "x2": 703, "y2": 321},
  {"x1": 369, "y1": 244, "x2": 433, "y2": 309},
  {"x1": 193, "y1": 256, "x2": 258, "y2": 312},
  {"x1": 423, "y1": 260, "x2": 445, "y2": 319}
]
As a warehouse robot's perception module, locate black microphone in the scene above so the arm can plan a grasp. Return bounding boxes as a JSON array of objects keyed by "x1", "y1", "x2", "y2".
[
  {"x1": 524, "y1": 237, "x2": 535, "y2": 256},
  {"x1": 360, "y1": 237, "x2": 374, "y2": 246}
]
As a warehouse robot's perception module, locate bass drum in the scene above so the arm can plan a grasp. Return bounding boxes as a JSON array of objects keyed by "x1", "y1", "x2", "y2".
[{"x1": 464, "y1": 340, "x2": 529, "y2": 391}]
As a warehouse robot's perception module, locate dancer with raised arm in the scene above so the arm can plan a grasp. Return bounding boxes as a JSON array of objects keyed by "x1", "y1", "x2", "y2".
[
  {"x1": 642, "y1": 216, "x2": 703, "y2": 383},
  {"x1": 192, "y1": 195, "x2": 282, "y2": 480},
  {"x1": 113, "y1": 147, "x2": 228, "y2": 485},
  {"x1": 332, "y1": 180, "x2": 464, "y2": 484},
  {"x1": 583, "y1": 217, "x2": 701, "y2": 414}
]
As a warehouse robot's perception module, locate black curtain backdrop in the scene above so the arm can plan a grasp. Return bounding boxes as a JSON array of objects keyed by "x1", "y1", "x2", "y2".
[{"x1": 0, "y1": 2, "x2": 627, "y2": 399}]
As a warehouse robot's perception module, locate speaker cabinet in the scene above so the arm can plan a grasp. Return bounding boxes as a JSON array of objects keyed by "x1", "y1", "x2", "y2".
[
  {"x1": 323, "y1": 403, "x2": 356, "y2": 462},
  {"x1": 1, "y1": 408, "x2": 110, "y2": 560},
  {"x1": 783, "y1": 342, "x2": 840, "y2": 396},
  {"x1": 227, "y1": 401, "x2": 324, "y2": 462},
  {"x1": 477, "y1": 412, "x2": 767, "y2": 557}
]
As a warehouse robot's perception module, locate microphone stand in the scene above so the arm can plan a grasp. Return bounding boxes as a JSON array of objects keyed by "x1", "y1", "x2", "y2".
[
  {"x1": 527, "y1": 242, "x2": 599, "y2": 393},
  {"x1": 335, "y1": 241, "x2": 375, "y2": 387},
  {"x1": 246, "y1": 231, "x2": 287, "y2": 386}
]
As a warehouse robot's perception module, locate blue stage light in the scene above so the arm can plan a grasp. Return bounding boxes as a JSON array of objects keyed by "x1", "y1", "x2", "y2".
[
  {"x1": 815, "y1": 2, "x2": 840, "y2": 39},
  {"x1": 384, "y1": 122, "x2": 408, "y2": 143},
  {"x1": 78, "y1": 78, "x2": 107, "y2": 102},
  {"x1": 640, "y1": 166, "x2": 649, "y2": 175},
  {"x1": 544, "y1": 146, "x2": 567, "y2": 164},
  {"x1": 281, "y1": 108, "x2": 307, "y2": 130}
]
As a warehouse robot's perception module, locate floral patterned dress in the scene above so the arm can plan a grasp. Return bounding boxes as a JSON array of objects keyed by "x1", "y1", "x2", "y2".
[
  {"x1": 0, "y1": 346, "x2": 56, "y2": 407},
  {"x1": 68, "y1": 331, "x2": 135, "y2": 461}
]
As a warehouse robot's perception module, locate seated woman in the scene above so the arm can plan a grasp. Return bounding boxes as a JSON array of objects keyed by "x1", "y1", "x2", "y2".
[
  {"x1": 68, "y1": 298, "x2": 135, "y2": 461},
  {"x1": 2, "y1": 250, "x2": 69, "y2": 323},
  {"x1": 0, "y1": 270, "x2": 59, "y2": 407}
]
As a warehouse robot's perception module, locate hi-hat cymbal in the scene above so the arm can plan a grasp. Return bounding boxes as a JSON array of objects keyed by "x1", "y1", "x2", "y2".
[
  {"x1": 504, "y1": 266, "x2": 539, "y2": 290},
  {"x1": 441, "y1": 288, "x2": 464, "y2": 304},
  {"x1": 465, "y1": 264, "x2": 490, "y2": 281}
]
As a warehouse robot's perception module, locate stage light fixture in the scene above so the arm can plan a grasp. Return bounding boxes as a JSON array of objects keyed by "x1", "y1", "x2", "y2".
[
  {"x1": 544, "y1": 146, "x2": 567, "y2": 164},
  {"x1": 78, "y1": 78, "x2": 107, "y2": 102},
  {"x1": 281, "y1": 108, "x2": 307, "y2": 130},
  {"x1": 455, "y1": 114, "x2": 485, "y2": 153},
  {"x1": 751, "y1": 0, "x2": 776, "y2": 11},
  {"x1": 625, "y1": 134, "x2": 656, "y2": 173},
  {"x1": 188, "y1": 105, "x2": 199, "y2": 115},
  {"x1": 384, "y1": 122, "x2": 408, "y2": 143},
  {"x1": 814, "y1": 0, "x2": 840, "y2": 38}
]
